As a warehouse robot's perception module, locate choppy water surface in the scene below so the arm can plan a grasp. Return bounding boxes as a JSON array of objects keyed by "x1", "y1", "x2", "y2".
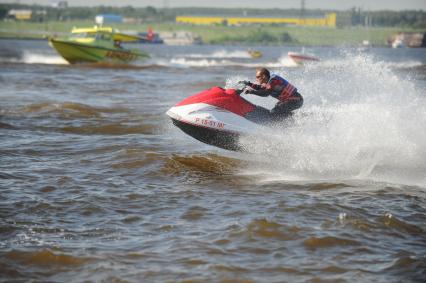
[{"x1": 1, "y1": 39, "x2": 426, "y2": 282}]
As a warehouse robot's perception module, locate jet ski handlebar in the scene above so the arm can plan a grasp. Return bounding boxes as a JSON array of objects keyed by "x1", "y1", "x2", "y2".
[
  {"x1": 234, "y1": 81, "x2": 255, "y2": 95},
  {"x1": 234, "y1": 86, "x2": 255, "y2": 95}
]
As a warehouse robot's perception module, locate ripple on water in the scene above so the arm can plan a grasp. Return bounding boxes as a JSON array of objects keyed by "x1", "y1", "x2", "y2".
[
  {"x1": 111, "y1": 151, "x2": 165, "y2": 170},
  {"x1": 246, "y1": 218, "x2": 302, "y2": 241},
  {"x1": 23, "y1": 102, "x2": 128, "y2": 119},
  {"x1": 4, "y1": 249, "x2": 93, "y2": 266},
  {"x1": 309, "y1": 182, "x2": 354, "y2": 191},
  {"x1": 378, "y1": 213, "x2": 424, "y2": 235},
  {"x1": 303, "y1": 236, "x2": 361, "y2": 249},
  {"x1": 0, "y1": 122, "x2": 17, "y2": 130},
  {"x1": 13, "y1": 101, "x2": 160, "y2": 135},
  {"x1": 60, "y1": 122, "x2": 156, "y2": 135},
  {"x1": 384, "y1": 255, "x2": 426, "y2": 282},
  {"x1": 163, "y1": 153, "x2": 244, "y2": 174},
  {"x1": 159, "y1": 153, "x2": 251, "y2": 185},
  {"x1": 181, "y1": 206, "x2": 209, "y2": 221}
]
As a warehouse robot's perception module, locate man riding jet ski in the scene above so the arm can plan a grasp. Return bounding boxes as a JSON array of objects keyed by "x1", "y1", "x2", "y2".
[
  {"x1": 166, "y1": 67, "x2": 303, "y2": 151},
  {"x1": 240, "y1": 67, "x2": 303, "y2": 121}
]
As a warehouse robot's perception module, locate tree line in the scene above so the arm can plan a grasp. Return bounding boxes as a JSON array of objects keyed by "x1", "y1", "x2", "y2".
[
  {"x1": 341, "y1": 7, "x2": 426, "y2": 28},
  {"x1": 1, "y1": 3, "x2": 425, "y2": 28}
]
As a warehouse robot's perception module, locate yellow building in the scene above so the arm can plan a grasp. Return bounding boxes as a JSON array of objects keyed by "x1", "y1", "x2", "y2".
[
  {"x1": 176, "y1": 13, "x2": 336, "y2": 28},
  {"x1": 7, "y1": 9, "x2": 33, "y2": 21}
]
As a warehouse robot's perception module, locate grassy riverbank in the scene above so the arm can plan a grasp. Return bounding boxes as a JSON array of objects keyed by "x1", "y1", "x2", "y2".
[{"x1": 0, "y1": 20, "x2": 422, "y2": 46}]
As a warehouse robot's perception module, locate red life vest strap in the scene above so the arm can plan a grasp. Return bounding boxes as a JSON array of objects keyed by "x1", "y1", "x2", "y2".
[{"x1": 278, "y1": 83, "x2": 296, "y2": 101}]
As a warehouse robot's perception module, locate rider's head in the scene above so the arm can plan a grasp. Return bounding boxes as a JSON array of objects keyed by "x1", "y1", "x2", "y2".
[{"x1": 255, "y1": 67, "x2": 270, "y2": 84}]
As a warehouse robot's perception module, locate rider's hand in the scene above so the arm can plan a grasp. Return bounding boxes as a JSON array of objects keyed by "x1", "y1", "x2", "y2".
[{"x1": 238, "y1": 80, "x2": 250, "y2": 86}]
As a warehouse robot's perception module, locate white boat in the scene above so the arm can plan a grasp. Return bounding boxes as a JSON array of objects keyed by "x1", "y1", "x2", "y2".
[
  {"x1": 159, "y1": 31, "x2": 202, "y2": 45},
  {"x1": 287, "y1": 51, "x2": 320, "y2": 65}
]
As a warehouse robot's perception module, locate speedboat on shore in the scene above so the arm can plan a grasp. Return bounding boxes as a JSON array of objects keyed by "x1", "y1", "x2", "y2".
[
  {"x1": 287, "y1": 51, "x2": 320, "y2": 65},
  {"x1": 167, "y1": 86, "x2": 284, "y2": 151},
  {"x1": 49, "y1": 26, "x2": 150, "y2": 64}
]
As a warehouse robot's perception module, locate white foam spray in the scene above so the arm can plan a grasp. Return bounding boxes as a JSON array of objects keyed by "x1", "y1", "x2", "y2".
[
  {"x1": 186, "y1": 49, "x2": 252, "y2": 59},
  {"x1": 7, "y1": 51, "x2": 68, "y2": 65},
  {"x1": 237, "y1": 51, "x2": 426, "y2": 187},
  {"x1": 169, "y1": 57, "x2": 233, "y2": 67}
]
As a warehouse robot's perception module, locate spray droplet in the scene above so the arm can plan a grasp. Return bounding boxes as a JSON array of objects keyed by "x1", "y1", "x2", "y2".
[{"x1": 385, "y1": 212, "x2": 393, "y2": 219}]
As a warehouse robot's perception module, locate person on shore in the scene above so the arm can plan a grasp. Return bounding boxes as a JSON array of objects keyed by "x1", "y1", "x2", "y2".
[
  {"x1": 240, "y1": 67, "x2": 303, "y2": 120},
  {"x1": 113, "y1": 40, "x2": 122, "y2": 48}
]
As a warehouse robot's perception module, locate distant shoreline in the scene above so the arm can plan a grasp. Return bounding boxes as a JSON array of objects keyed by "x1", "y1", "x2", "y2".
[{"x1": 1, "y1": 20, "x2": 424, "y2": 47}]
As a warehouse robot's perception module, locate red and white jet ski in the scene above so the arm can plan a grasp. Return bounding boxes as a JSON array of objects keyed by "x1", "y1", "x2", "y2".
[{"x1": 166, "y1": 86, "x2": 272, "y2": 151}]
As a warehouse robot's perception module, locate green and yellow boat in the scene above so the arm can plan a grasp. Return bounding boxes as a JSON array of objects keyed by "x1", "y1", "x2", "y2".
[{"x1": 49, "y1": 26, "x2": 150, "y2": 64}]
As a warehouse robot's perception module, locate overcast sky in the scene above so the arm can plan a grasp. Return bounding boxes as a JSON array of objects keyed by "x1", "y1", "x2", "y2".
[{"x1": 1, "y1": 0, "x2": 425, "y2": 11}]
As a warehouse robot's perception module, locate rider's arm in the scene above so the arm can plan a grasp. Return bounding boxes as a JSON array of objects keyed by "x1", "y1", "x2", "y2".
[
  {"x1": 247, "y1": 88, "x2": 270, "y2": 97},
  {"x1": 246, "y1": 82, "x2": 261, "y2": 90},
  {"x1": 246, "y1": 82, "x2": 271, "y2": 97}
]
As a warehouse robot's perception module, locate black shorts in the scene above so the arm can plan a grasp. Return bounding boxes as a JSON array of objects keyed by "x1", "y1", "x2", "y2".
[{"x1": 271, "y1": 92, "x2": 303, "y2": 116}]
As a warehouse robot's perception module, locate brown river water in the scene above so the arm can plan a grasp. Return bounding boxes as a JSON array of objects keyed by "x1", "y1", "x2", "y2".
[{"x1": 0, "y1": 40, "x2": 425, "y2": 282}]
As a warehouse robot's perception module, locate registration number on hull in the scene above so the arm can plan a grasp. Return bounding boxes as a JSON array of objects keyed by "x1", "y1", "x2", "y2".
[{"x1": 195, "y1": 118, "x2": 225, "y2": 129}]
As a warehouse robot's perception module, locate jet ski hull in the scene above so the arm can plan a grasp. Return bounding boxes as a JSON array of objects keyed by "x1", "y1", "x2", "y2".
[
  {"x1": 171, "y1": 118, "x2": 242, "y2": 151},
  {"x1": 167, "y1": 87, "x2": 267, "y2": 151}
]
